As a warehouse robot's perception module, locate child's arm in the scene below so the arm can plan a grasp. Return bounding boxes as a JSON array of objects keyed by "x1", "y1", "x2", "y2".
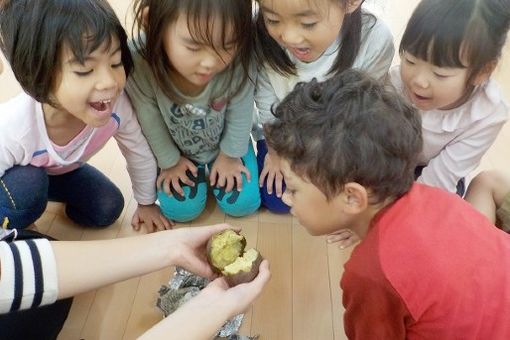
[
  {"x1": 138, "y1": 261, "x2": 270, "y2": 340},
  {"x1": 124, "y1": 55, "x2": 182, "y2": 170},
  {"x1": 112, "y1": 93, "x2": 173, "y2": 232},
  {"x1": 254, "y1": 67, "x2": 280, "y2": 129},
  {"x1": 342, "y1": 264, "x2": 410, "y2": 339},
  {"x1": 211, "y1": 65, "x2": 256, "y2": 192},
  {"x1": 355, "y1": 16, "x2": 395, "y2": 81},
  {"x1": 418, "y1": 109, "x2": 507, "y2": 193}
]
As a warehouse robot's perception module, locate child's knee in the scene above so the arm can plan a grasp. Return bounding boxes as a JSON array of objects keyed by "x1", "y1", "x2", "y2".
[
  {"x1": 214, "y1": 182, "x2": 261, "y2": 217},
  {"x1": 0, "y1": 166, "x2": 48, "y2": 228},
  {"x1": 157, "y1": 185, "x2": 207, "y2": 222},
  {"x1": 260, "y1": 188, "x2": 290, "y2": 214}
]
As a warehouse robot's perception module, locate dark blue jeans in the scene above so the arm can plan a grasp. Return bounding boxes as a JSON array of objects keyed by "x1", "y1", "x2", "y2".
[
  {"x1": 256, "y1": 140, "x2": 290, "y2": 214},
  {"x1": 0, "y1": 164, "x2": 124, "y2": 229}
]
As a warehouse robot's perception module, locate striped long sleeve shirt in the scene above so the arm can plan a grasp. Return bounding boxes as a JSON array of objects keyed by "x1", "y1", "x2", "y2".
[{"x1": 0, "y1": 239, "x2": 58, "y2": 313}]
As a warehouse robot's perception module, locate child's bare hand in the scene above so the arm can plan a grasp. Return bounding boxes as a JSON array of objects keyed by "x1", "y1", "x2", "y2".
[
  {"x1": 157, "y1": 157, "x2": 198, "y2": 196},
  {"x1": 131, "y1": 204, "x2": 175, "y2": 233},
  {"x1": 210, "y1": 152, "x2": 250, "y2": 192},
  {"x1": 259, "y1": 151, "x2": 284, "y2": 197},
  {"x1": 327, "y1": 229, "x2": 360, "y2": 249}
]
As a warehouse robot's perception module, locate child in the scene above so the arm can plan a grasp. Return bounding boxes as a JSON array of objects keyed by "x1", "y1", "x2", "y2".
[
  {"x1": 253, "y1": 0, "x2": 395, "y2": 213},
  {"x1": 265, "y1": 69, "x2": 510, "y2": 338},
  {"x1": 0, "y1": 0, "x2": 171, "y2": 232},
  {"x1": 465, "y1": 170, "x2": 510, "y2": 232},
  {"x1": 126, "y1": 0, "x2": 261, "y2": 222},
  {"x1": 390, "y1": 0, "x2": 510, "y2": 195}
]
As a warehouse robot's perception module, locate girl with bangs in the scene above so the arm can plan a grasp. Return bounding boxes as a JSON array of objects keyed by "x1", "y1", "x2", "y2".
[
  {"x1": 390, "y1": 0, "x2": 510, "y2": 196},
  {"x1": 0, "y1": 0, "x2": 170, "y2": 233},
  {"x1": 252, "y1": 0, "x2": 395, "y2": 214},
  {"x1": 127, "y1": 0, "x2": 260, "y2": 222}
]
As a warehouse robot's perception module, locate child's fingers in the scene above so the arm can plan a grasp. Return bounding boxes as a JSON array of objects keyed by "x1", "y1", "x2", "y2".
[
  {"x1": 171, "y1": 178, "x2": 185, "y2": 196},
  {"x1": 162, "y1": 179, "x2": 172, "y2": 195},
  {"x1": 275, "y1": 173, "x2": 284, "y2": 198},
  {"x1": 131, "y1": 216, "x2": 141, "y2": 231},
  {"x1": 216, "y1": 173, "x2": 227, "y2": 189},
  {"x1": 209, "y1": 169, "x2": 218, "y2": 186},
  {"x1": 235, "y1": 172, "x2": 243, "y2": 192},
  {"x1": 338, "y1": 238, "x2": 359, "y2": 249},
  {"x1": 241, "y1": 166, "x2": 251, "y2": 183},
  {"x1": 225, "y1": 176, "x2": 235, "y2": 193},
  {"x1": 326, "y1": 229, "x2": 353, "y2": 243},
  {"x1": 259, "y1": 167, "x2": 269, "y2": 187},
  {"x1": 180, "y1": 173, "x2": 195, "y2": 187},
  {"x1": 266, "y1": 171, "x2": 275, "y2": 194},
  {"x1": 161, "y1": 215, "x2": 175, "y2": 228},
  {"x1": 184, "y1": 163, "x2": 198, "y2": 178}
]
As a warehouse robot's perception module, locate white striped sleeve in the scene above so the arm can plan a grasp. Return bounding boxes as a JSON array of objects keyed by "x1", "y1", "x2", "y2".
[{"x1": 0, "y1": 239, "x2": 59, "y2": 313}]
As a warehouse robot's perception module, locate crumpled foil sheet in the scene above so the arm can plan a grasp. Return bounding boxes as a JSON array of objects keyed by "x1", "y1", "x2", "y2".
[{"x1": 156, "y1": 267, "x2": 259, "y2": 340}]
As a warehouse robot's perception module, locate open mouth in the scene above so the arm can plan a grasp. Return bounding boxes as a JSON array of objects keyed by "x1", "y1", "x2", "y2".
[
  {"x1": 89, "y1": 99, "x2": 112, "y2": 118},
  {"x1": 290, "y1": 47, "x2": 311, "y2": 60}
]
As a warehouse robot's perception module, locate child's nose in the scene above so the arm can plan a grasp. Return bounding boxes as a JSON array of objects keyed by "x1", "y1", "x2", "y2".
[
  {"x1": 411, "y1": 73, "x2": 429, "y2": 89},
  {"x1": 200, "y1": 53, "x2": 221, "y2": 70},
  {"x1": 280, "y1": 26, "x2": 303, "y2": 46},
  {"x1": 96, "y1": 68, "x2": 119, "y2": 91}
]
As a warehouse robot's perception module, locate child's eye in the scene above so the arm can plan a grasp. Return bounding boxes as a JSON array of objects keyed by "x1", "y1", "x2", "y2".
[
  {"x1": 112, "y1": 61, "x2": 123, "y2": 68},
  {"x1": 264, "y1": 17, "x2": 280, "y2": 26},
  {"x1": 74, "y1": 70, "x2": 93, "y2": 77},
  {"x1": 434, "y1": 73, "x2": 449, "y2": 79},
  {"x1": 405, "y1": 57, "x2": 415, "y2": 65},
  {"x1": 186, "y1": 46, "x2": 201, "y2": 52},
  {"x1": 301, "y1": 22, "x2": 317, "y2": 29}
]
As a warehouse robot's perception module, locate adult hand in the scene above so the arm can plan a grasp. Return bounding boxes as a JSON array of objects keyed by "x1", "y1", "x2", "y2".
[{"x1": 168, "y1": 223, "x2": 240, "y2": 278}]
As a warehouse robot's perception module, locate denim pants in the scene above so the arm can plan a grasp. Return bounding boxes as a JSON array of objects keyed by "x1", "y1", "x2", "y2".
[
  {"x1": 256, "y1": 139, "x2": 290, "y2": 214},
  {"x1": 0, "y1": 164, "x2": 124, "y2": 229},
  {"x1": 158, "y1": 142, "x2": 261, "y2": 222}
]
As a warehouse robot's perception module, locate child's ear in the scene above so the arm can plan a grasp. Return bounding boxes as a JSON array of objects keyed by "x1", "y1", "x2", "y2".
[
  {"x1": 346, "y1": 0, "x2": 363, "y2": 14},
  {"x1": 471, "y1": 60, "x2": 497, "y2": 86},
  {"x1": 141, "y1": 6, "x2": 150, "y2": 31},
  {"x1": 342, "y1": 182, "x2": 369, "y2": 214}
]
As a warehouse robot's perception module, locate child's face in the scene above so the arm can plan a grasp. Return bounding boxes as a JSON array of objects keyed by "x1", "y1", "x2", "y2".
[
  {"x1": 50, "y1": 38, "x2": 126, "y2": 126},
  {"x1": 400, "y1": 52, "x2": 470, "y2": 111},
  {"x1": 281, "y1": 159, "x2": 351, "y2": 235},
  {"x1": 163, "y1": 13, "x2": 236, "y2": 95},
  {"x1": 259, "y1": 0, "x2": 349, "y2": 63}
]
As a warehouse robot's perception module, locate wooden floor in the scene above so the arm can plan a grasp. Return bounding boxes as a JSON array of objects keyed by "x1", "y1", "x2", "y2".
[{"x1": 0, "y1": 1, "x2": 509, "y2": 339}]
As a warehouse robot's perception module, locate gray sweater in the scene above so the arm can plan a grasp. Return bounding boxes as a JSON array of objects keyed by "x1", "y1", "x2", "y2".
[{"x1": 126, "y1": 47, "x2": 255, "y2": 169}]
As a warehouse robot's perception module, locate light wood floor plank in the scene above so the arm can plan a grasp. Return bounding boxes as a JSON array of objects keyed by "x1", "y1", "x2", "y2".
[
  {"x1": 292, "y1": 226, "x2": 334, "y2": 340},
  {"x1": 251, "y1": 222, "x2": 293, "y2": 340}
]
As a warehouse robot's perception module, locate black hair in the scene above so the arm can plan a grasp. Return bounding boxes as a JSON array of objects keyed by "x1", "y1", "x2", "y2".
[
  {"x1": 0, "y1": 0, "x2": 133, "y2": 104},
  {"x1": 400, "y1": 0, "x2": 510, "y2": 84},
  {"x1": 264, "y1": 69, "x2": 423, "y2": 203},
  {"x1": 255, "y1": 0, "x2": 374, "y2": 77},
  {"x1": 131, "y1": 0, "x2": 254, "y2": 104}
]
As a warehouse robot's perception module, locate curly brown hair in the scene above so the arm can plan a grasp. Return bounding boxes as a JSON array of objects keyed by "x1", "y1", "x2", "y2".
[{"x1": 264, "y1": 69, "x2": 423, "y2": 202}]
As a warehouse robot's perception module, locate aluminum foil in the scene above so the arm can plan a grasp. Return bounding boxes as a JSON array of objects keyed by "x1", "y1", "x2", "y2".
[{"x1": 157, "y1": 267, "x2": 259, "y2": 339}]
